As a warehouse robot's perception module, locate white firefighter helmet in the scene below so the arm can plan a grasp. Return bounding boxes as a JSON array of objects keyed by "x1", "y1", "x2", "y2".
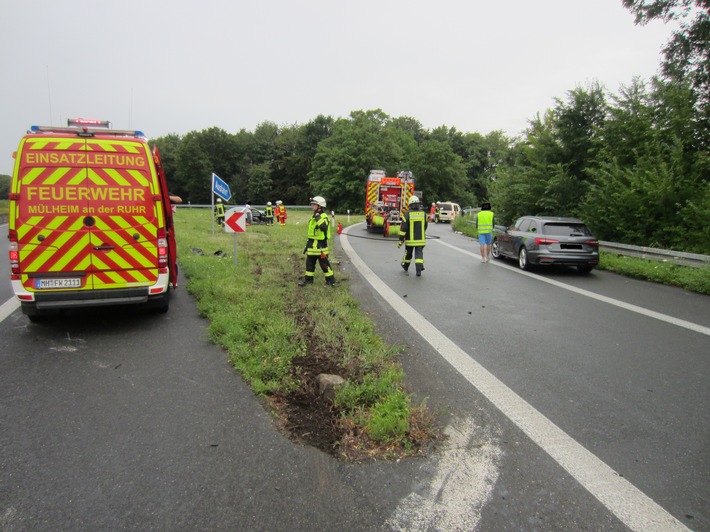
[
  {"x1": 408, "y1": 196, "x2": 420, "y2": 206},
  {"x1": 311, "y1": 195, "x2": 327, "y2": 208},
  {"x1": 267, "y1": 201, "x2": 272, "y2": 206},
  {"x1": 217, "y1": 198, "x2": 222, "y2": 202}
]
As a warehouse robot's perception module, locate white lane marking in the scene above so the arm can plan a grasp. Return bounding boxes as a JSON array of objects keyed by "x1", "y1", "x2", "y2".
[
  {"x1": 1, "y1": 224, "x2": 19, "y2": 322},
  {"x1": 435, "y1": 238, "x2": 710, "y2": 337},
  {"x1": 0, "y1": 297, "x2": 20, "y2": 322},
  {"x1": 341, "y1": 227, "x2": 688, "y2": 532}
]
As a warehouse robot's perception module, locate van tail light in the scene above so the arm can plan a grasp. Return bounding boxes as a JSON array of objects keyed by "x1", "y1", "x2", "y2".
[
  {"x1": 157, "y1": 228, "x2": 168, "y2": 268},
  {"x1": 535, "y1": 237, "x2": 558, "y2": 246},
  {"x1": 8, "y1": 230, "x2": 20, "y2": 274}
]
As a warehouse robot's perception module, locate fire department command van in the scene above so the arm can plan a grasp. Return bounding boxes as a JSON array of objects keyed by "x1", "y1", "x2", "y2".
[{"x1": 8, "y1": 121, "x2": 178, "y2": 321}]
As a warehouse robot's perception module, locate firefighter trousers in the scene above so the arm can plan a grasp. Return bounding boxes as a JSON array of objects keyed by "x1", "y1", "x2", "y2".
[
  {"x1": 401, "y1": 246, "x2": 424, "y2": 273},
  {"x1": 305, "y1": 253, "x2": 335, "y2": 284}
]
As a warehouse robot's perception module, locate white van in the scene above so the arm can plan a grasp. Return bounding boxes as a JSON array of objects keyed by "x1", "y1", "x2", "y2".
[{"x1": 437, "y1": 202, "x2": 461, "y2": 223}]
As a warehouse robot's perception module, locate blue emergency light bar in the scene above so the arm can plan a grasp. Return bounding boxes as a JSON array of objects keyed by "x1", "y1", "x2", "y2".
[{"x1": 30, "y1": 125, "x2": 146, "y2": 138}]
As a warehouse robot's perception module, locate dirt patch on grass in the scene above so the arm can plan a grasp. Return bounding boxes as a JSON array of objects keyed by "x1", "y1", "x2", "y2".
[
  {"x1": 265, "y1": 265, "x2": 444, "y2": 462},
  {"x1": 267, "y1": 346, "x2": 443, "y2": 462}
]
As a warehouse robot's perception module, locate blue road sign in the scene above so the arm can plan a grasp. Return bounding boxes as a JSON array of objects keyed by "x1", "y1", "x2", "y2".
[{"x1": 212, "y1": 173, "x2": 232, "y2": 201}]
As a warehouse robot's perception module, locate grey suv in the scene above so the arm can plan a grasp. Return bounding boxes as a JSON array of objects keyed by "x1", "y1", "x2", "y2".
[{"x1": 492, "y1": 216, "x2": 599, "y2": 273}]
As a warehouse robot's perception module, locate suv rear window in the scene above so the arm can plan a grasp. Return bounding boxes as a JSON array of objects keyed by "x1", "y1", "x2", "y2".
[{"x1": 542, "y1": 223, "x2": 593, "y2": 237}]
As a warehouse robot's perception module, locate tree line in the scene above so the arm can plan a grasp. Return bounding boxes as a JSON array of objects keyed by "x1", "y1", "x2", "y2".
[{"x1": 153, "y1": 74, "x2": 707, "y2": 254}]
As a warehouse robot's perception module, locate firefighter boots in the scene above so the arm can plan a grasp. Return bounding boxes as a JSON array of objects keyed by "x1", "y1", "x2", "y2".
[{"x1": 298, "y1": 277, "x2": 314, "y2": 287}]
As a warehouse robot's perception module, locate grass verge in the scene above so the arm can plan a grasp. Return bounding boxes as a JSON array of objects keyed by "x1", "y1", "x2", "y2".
[
  {"x1": 174, "y1": 209, "x2": 442, "y2": 461},
  {"x1": 453, "y1": 216, "x2": 710, "y2": 295}
]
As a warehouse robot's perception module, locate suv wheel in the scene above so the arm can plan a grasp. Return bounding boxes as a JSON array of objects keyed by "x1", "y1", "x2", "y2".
[
  {"x1": 518, "y1": 247, "x2": 531, "y2": 271},
  {"x1": 577, "y1": 264, "x2": 593, "y2": 274}
]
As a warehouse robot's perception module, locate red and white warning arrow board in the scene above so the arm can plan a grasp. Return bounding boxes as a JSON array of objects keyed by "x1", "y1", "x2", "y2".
[{"x1": 225, "y1": 211, "x2": 247, "y2": 233}]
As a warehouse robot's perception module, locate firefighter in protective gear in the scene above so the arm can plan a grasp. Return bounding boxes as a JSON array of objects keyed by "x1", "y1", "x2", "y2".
[
  {"x1": 399, "y1": 195, "x2": 428, "y2": 276},
  {"x1": 215, "y1": 198, "x2": 225, "y2": 226},
  {"x1": 275, "y1": 200, "x2": 288, "y2": 226},
  {"x1": 265, "y1": 201, "x2": 274, "y2": 225},
  {"x1": 429, "y1": 202, "x2": 436, "y2": 222},
  {"x1": 299, "y1": 196, "x2": 335, "y2": 286}
]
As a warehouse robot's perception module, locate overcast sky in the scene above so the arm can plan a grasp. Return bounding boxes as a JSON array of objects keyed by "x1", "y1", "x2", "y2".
[{"x1": 0, "y1": 0, "x2": 676, "y2": 176}]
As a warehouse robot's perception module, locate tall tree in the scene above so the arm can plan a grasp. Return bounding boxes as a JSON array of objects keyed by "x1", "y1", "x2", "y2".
[
  {"x1": 270, "y1": 115, "x2": 334, "y2": 204},
  {"x1": 583, "y1": 75, "x2": 709, "y2": 250},
  {"x1": 151, "y1": 134, "x2": 183, "y2": 197},
  {"x1": 413, "y1": 139, "x2": 467, "y2": 206},
  {"x1": 309, "y1": 109, "x2": 416, "y2": 212},
  {"x1": 176, "y1": 132, "x2": 213, "y2": 204},
  {"x1": 623, "y1": 0, "x2": 710, "y2": 147}
]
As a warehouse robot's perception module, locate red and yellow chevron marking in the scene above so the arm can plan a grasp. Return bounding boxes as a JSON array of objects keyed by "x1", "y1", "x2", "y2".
[
  {"x1": 366, "y1": 182, "x2": 379, "y2": 216},
  {"x1": 402, "y1": 183, "x2": 415, "y2": 215},
  {"x1": 16, "y1": 136, "x2": 162, "y2": 292}
]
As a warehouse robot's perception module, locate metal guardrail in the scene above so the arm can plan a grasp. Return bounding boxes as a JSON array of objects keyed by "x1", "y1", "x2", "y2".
[{"x1": 599, "y1": 241, "x2": 710, "y2": 268}]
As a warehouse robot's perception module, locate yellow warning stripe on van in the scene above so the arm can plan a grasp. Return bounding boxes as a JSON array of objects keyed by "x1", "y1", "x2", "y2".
[
  {"x1": 86, "y1": 139, "x2": 144, "y2": 154},
  {"x1": 16, "y1": 138, "x2": 162, "y2": 292}
]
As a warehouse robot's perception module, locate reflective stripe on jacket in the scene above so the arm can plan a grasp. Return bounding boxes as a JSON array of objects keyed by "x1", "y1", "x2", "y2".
[
  {"x1": 477, "y1": 210, "x2": 494, "y2": 233},
  {"x1": 400, "y1": 209, "x2": 427, "y2": 246}
]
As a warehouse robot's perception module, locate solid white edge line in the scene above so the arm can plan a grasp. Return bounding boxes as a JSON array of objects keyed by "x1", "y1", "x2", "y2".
[
  {"x1": 0, "y1": 297, "x2": 20, "y2": 322},
  {"x1": 1, "y1": 224, "x2": 20, "y2": 322},
  {"x1": 341, "y1": 224, "x2": 688, "y2": 532},
  {"x1": 434, "y1": 238, "x2": 710, "y2": 337}
]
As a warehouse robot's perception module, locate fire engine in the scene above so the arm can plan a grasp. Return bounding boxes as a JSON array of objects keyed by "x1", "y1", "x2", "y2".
[{"x1": 365, "y1": 169, "x2": 416, "y2": 237}]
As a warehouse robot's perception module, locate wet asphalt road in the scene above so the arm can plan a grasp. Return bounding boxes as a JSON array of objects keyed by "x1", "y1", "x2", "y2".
[{"x1": 1, "y1": 222, "x2": 708, "y2": 530}]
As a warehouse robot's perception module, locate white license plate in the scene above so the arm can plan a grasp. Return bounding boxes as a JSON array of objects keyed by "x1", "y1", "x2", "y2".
[{"x1": 35, "y1": 278, "x2": 82, "y2": 289}]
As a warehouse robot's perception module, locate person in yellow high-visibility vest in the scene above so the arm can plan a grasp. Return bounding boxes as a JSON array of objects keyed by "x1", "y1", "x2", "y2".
[
  {"x1": 399, "y1": 196, "x2": 428, "y2": 277},
  {"x1": 476, "y1": 201, "x2": 494, "y2": 262}
]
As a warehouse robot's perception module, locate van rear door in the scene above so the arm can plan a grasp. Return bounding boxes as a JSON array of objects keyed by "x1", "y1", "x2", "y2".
[
  {"x1": 15, "y1": 135, "x2": 94, "y2": 293},
  {"x1": 82, "y1": 136, "x2": 161, "y2": 290}
]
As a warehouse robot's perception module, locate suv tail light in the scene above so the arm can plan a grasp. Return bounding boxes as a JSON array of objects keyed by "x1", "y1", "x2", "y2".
[
  {"x1": 8, "y1": 230, "x2": 20, "y2": 274},
  {"x1": 586, "y1": 239, "x2": 599, "y2": 247},
  {"x1": 157, "y1": 228, "x2": 168, "y2": 269},
  {"x1": 535, "y1": 237, "x2": 558, "y2": 245}
]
